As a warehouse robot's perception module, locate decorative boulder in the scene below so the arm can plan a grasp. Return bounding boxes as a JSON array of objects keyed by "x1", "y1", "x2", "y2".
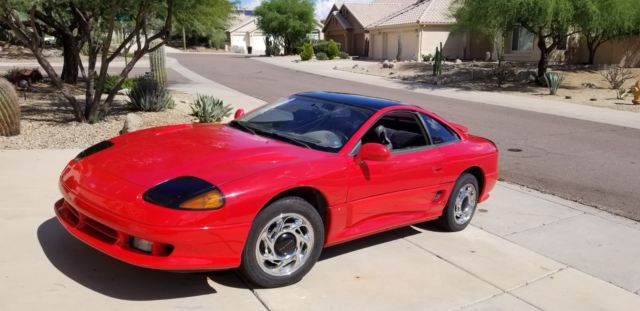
[
  {"x1": 119, "y1": 113, "x2": 143, "y2": 135},
  {"x1": 382, "y1": 60, "x2": 394, "y2": 69}
]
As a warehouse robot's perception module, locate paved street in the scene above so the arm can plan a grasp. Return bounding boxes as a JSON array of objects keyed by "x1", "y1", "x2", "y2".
[{"x1": 170, "y1": 53, "x2": 640, "y2": 221}]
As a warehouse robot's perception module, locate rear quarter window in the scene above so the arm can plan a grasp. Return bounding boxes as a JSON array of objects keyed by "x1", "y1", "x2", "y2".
[{"x1": 420, "y1": 113, "x2": 459, "y2": 145}]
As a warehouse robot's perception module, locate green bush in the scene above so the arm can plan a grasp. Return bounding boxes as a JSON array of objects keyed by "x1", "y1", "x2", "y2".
[
  {"x1": 338, "y1": 51, "x2": 349, "y2": 59},
  {"x1": 544, "y1": 72, "x2": 564, "y2": 95},
  {"x1": 300, "y1": 42, "x2": 314, "y2": 61},
  {"x1": 326, "y1": 39, "x2": 339, "y2": 60},
  {"x1": 191, "y1": 94, "x2": 233, "y2": 123},
  {"x1": 312, "y1": 40, "x2": 341, "y2": 55},
  {"x1": 127, "y1": 77, "x2": 174, "y2": 112},
  {"x1": 422, "y1": 54, "x2": 432, "y2": 62},
  {"x1": 316, "y1": 52, "x2": 328, "y2": 60},
  {"x1": 103, "y1": 75, "x2": 136, "y2": 93}
]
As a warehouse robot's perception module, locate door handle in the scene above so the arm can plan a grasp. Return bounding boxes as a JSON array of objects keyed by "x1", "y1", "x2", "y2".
[{"x1": 433, "y1": 166, "x2": 443, "y2": 173}]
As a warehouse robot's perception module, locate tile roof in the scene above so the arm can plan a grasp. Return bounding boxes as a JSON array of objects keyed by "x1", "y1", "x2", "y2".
[
  {"x1": 367, "y1": 0, "x2": 455, "y2": 28},
  {"x1": 226, "y1": 13, "x2": 256, "y2": 32},
  {"x1": 343, "y1": 3, "x2": 413, "y2": 28},
  {"x1": 328, "y1": 10, "x2": 353, "y2": 29}
]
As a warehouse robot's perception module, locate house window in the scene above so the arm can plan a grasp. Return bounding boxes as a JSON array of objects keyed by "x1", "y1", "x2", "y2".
[{"x1": 511, "y1": 27, "x2": 534, "y2": 51}]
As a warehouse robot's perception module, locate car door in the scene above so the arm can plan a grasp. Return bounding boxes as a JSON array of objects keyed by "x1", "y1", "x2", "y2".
[{"x1": 345, "y1": 110, "x2": 445, "y2": 229}]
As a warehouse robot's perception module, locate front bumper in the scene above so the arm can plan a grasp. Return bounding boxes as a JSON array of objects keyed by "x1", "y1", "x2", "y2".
[{"x1": 54, "y1": 198, "x2": 250, "y2": 271}]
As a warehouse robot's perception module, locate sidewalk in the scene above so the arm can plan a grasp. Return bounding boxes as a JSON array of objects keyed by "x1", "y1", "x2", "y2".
[
  {"x1": 254, "y1": 56, "x2": 640, "y2": 130},
  {"x1": 1, "y1": 149, "x2": 639, "y2": 310}
]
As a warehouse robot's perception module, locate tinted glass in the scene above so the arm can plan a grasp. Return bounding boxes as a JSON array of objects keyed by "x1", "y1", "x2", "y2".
[
  {"x1": 420, "y1": 113, "x2": 459, "y2": 145},
  {"x1": 362, "y1": 113, "x2": 428, "y2": 151},
  {"x1": 234, "y1": 96, "x2": 373, "y2": 152}
]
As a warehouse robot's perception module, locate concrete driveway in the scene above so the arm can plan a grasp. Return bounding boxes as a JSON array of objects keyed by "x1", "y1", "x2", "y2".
[{"x1": 1, "y1": 149, "x2": 639, "y2": 310}]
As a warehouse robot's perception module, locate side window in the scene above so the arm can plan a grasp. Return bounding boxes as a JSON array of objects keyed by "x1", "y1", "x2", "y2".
[
  {"x1": 420, "y1": 113, "x2": 459, "y2": 145},
  {"x1": 362, "y1": 112, "x2": 428, "y2": 151}
]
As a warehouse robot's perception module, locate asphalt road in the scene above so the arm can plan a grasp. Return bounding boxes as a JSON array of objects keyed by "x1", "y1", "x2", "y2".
[{"x1": 172, "y1": 54, "x2": 640, "y2": 221}]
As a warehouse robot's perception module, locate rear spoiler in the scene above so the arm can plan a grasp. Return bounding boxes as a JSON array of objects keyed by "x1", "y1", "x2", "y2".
[{"x1": 449, "y1": 122, "x2": 469, "y2": 135}]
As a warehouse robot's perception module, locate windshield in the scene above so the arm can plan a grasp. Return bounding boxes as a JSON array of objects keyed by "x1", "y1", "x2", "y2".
[{"x1": 230, "y1": 96, "x2": 373, "y2": 152}]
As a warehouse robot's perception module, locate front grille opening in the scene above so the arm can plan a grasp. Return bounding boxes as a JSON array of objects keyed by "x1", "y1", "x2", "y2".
[
  {"x1": 57, "y1": 203, "x2": 80, "y2": 226},
  {"x1": 83, "y1": 217, "x2": 118, "y2": 244}
]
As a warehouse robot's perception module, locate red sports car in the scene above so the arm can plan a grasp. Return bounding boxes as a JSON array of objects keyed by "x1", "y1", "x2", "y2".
[{"x1": 55, "y1": 92, "x2": 498, "y2": 287}]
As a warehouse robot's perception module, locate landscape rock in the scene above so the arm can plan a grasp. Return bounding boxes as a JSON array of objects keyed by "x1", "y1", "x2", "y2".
[
  {"x1": 382, "y1": 60, "x2": 394, "y2": 69},
  {"x1": 455, "y1": 59, "x2": 462, "y2": 64},
  {"x1": 516, "y1": 70, "x2": 537, "y2": 83},
  {"x1": 119, "y1": 113, "x2": 144, "y2": 135}
]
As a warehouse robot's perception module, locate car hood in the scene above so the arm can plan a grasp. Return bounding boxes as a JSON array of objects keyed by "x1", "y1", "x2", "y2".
[{"x1": 81, "y1": 123, "x2": 317, "y2": 188}]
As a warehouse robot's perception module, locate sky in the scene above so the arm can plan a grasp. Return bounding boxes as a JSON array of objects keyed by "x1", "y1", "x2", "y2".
[{"x1": 240, "y1": 0, "x2": 373, "y2": 20}]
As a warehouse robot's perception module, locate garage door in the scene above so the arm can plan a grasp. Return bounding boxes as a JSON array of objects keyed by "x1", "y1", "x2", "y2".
[
  {"x1": 400, "y1": 31, "x2": 418, "y2": 60},
  {"x1": 385, "y1": 32, "x2": 399, "y2": 60}
]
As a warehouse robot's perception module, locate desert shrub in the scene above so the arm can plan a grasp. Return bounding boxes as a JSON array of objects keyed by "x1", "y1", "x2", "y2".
[
  {"x1": 600, "y1": 66, "x2": 635, "y2": 100},
  {"x1": 191, "y1": 95, "x2": 233, "y2": 123},
  {"x1": 300, "y1": 42, "x2": 314, "y2": 61},
  {"x1": 312, "y1": 40, "x2": 341, "y2": 55},
  {"x1": 3, "y1": 67, "x2": 43, "y2": 85},
  {"x1": 315, "y1": 52, "x2": 328, "y2": 60},
  {"x1": 544, "y1": 71, "x2": 564, "y2": 95},
  {"x1": 338, "y1": 51, "x2": 349, "y2": 59},
  {"x1": 422, "y1": 54, "x2": 432, "y2": 62},
  {"x1": 493, "y1": 65, "x2": 511, "y2": 88},
  {"x1": 127, "y1": 77, "x2": 174, "y2": 112},
  {"x1": 103, "y1": 75, "x2": 136, "y2": 93},
  {"x1": 326, "y1": 39, "x2": 339, "y2": 60}
]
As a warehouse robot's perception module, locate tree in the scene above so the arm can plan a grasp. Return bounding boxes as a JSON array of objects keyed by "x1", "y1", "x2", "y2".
[
  {"x1": 452, "y1": 0, "x2": 513, "y2": 64},
  {"x1": 255, "y1": 0, "x2": 315, "y2": 55},
  {"x1": 173, "y1": 0, "x2": 232, "y2": 49},
  {"x1": 453, "y1": 0, "x2": 579, "y2": 82},
  {"x1": 574, "y1": 0, "x2": 636, "y2": 65},
  {"x1": 0, "y1": 0, "x2": 175, "y2": 122}
]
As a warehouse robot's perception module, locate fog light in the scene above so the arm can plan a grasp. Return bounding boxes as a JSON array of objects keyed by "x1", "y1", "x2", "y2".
[{"x1": 131, "y1": 237, "x2": 153, "y2": 253}]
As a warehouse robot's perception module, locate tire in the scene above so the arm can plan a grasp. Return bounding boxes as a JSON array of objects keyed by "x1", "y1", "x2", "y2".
[
  {"x1": 240, "y1": 197, "x2": 324, "y2": 288},
  {"x1": 438, "y1": 173, "x2": 479, "y2": 232}
]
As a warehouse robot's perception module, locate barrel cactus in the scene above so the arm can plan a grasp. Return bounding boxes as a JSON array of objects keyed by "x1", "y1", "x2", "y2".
[
  {"x1": 0, "y1": 77, "x2": 21, "y2": 136},
  {"x1": 149, "y1": 42, "x2": 167, "y2": 88}
]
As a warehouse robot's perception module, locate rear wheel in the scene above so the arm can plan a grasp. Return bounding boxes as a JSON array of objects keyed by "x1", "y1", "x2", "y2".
[
  {"x1": 240, "y1": 197, "x2": 324, "y2": 288},
  {"x1": 438, "y1": 173, "x2": 479, "y2": 232}
]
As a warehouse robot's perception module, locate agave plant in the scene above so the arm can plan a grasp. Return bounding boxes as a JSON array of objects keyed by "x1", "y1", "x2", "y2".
[
  {"x1": 544, "y1": 71, "x2": 564, "y2": 95},
  {"x1": 191, "y1": 95, "x2": 233, "y2": 123},
  {"x1": 127, "y1": 77, "x2": 174, "y2": 112}
]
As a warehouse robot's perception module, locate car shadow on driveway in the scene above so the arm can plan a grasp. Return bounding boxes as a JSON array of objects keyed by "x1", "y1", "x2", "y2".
[
  {"x1": 37, "y1": 217, "x2": 244, "y2": 301},
  {"x1": 38, "y1": 217, "x2": 448, "y2": 298},
  {"x1": 319, "y1": 221, "x2": 444, "y2": 261}
]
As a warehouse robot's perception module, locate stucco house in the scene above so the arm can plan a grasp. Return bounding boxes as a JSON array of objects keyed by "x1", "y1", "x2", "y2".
[
  {"x1": 227, "y1": 11, "x2": 325, "y2": 55},
  {"x1": 323, "y1": 1, "x2": 414, "y2": 57},
  {"x1": 366, "y1": 0, "x2": 477, "y2": 61},
  {"x1": 503, "y1": 27, "x2": 640, "y2": 67},
  {"x1": 326, "y1": 0, "x2": 639, "y2": 66},
  {"x1": 226, "y1": 11, "x2": 266, "y2": 55}
]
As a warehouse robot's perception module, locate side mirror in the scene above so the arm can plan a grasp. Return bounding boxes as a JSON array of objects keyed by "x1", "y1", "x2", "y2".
[
  {"x1": 357, "y1": 143, "x2": 390, "y2": 162},
  {"x1": 234, "y1": 108, "x2": 245, "y2": 119}
]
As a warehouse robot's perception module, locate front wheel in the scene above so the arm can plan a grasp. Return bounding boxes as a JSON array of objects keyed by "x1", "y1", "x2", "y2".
[
  {"x1": 438, "y1": 173, "x2": 479, "y2": 232},
  {"x1": 240, "y1": 197, "x2": 324, "y2": 288}
]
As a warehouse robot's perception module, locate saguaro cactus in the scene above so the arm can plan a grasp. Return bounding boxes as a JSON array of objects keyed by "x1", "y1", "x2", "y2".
[
  {"x1": 433, "y1": 42, "x2": 444, "y2": 77},
  {"x1": 150, "y1": 41, "x2": 167, "y2": 88},
  {"x1": 0, "y1": 77, "x2": 21, "y2": 136}
]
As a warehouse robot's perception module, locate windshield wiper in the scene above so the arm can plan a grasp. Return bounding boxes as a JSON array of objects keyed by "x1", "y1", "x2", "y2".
[
  {"x1": 255, "y1": 129, "x2": 312, "y2": 149},
  {"x1": 228, "y1": 120, "x2": 256, "y2": 135}
]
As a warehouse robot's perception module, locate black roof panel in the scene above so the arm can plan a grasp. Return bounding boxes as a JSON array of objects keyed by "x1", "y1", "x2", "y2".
[{"x1": 296, "y1": 91, "x2": 407, "y2": 110}]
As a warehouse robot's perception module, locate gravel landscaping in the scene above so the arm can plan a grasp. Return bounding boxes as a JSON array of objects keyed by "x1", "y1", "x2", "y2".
[
  {"x1": 0, "y1": 82, "x2": 196, "y2": 149},
  {"x1": 338, "y1": 61, "x2": 640, "y2": 112}
]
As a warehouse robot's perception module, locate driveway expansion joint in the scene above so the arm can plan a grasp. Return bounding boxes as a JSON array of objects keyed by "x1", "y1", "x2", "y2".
[{"x1": 233, "y1": 271, "x2": 272, "y2": 311}]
